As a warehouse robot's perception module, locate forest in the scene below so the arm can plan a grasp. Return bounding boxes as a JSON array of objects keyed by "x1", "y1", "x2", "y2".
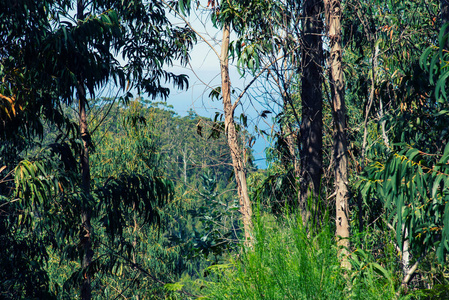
[{"x1": 2, "y1": 0, "x2": 449, "y2": 299}]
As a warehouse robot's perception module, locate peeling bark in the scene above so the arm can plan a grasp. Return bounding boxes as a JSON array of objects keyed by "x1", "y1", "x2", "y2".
[
  {"x1": 402, "y1": 226, "x2": 410, "y2": 280},
  {"x1": 325, "y1": 0, "x2": 350, "y2": 269},
  {"x1": 220, "y1": 23, "x2": 253, "y2": 246}
]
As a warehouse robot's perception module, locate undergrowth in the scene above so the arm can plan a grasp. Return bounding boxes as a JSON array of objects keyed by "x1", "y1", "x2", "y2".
[{"x1": 200, "y1": 213, "x2": 400, "y2": 299}]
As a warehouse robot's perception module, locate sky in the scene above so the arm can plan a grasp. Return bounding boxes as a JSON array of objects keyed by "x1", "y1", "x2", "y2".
[
  {"x1": 162, "y1": 8, "x2": 277, "y2": 169},
  {"x1": 63, "y1": 3, "x2": 277, "y2": 169}
]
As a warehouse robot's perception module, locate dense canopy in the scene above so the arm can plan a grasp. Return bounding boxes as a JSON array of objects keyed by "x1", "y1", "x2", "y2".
[{"x1": 2, "y1": 0, "x2": 449, "y2": 299}]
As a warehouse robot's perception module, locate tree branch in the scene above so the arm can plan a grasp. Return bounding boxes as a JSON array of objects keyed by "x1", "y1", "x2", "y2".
[
  {"x1": 161, "y1": 0, "x2": 220, "y2": 59},
  {"x1": 231, "y1": 46, "x2": 300, "y2": 115}
]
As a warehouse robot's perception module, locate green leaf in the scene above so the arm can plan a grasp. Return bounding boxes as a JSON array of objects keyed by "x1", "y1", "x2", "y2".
[
  {"x1": 371, "y1": 262, "x2": 392, "y2": 282},
  {"x1": 435, "y1": 70, "x2": 449, "y2": 100},
  {"x1": 429, "y1": 52, "x2": 440, "y2": 85},
  {"x1": 164, "y1": 282, "x2": 184, "y2": 292},
  {"x1": 406, "y1": 147, "x2": 420, "y2": 161},
  {"x1": 179, "y1": 0, "x2": 185, "y2": 16},
  {"x1": 438, "y1": 23, "x2": 449, "y2": 57},
  {"x1": 420, "y1": 46, "x2": 435, "y2": 71},
  {"x1": 434, "y1": 109, "x2": 449, "y2": 116},
  {"x1": 432, "y1": 174, "x2": 444, "y2": 199}
]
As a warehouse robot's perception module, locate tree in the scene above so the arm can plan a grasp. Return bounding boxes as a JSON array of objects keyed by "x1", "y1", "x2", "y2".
[
  {"x1": 75, "y1": 3, "x2": 94, "y2": 298},
  {"x1": 353, "y1": 0, "x2": 448, "y2": 289},
  {"x1": 325, "y1": 0, "x2": 350, "y2": 268},
  {"x1": 1, "y1": 0, "x2": 194, "y2": 298},
  {"x1": 300, "y1": 0, "x2": 324, "y2": 225},
  {"x1": 164, "y1": 0, "x2": 281, "y2": 245},
  {"x1": 219, "y1": 21, "x2": 254, "y2": 245}
]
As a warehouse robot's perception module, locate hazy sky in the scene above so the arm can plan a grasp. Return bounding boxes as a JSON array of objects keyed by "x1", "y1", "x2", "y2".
[{"x1": 164, "y1": 9, "x2": 277, "y2": 169}]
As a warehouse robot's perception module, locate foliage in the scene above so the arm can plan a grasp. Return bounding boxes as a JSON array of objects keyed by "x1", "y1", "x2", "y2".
[
  {"x1": 203, "y1": 214, "x2": 344, "y2": 299},
  {"x1": 348, "y1": 248, "x2": 398, "y2": 299},
  {"x1": 420, "y1": 23, "x2": 449, "y2": 101},
  {"x1": 185, "y1": 171, "x2": 241, "y2": 257},
  {"x1": 86, "y1": 99, "x2": 243, "y2": 297},
  {"x1": 203, "y1": 213, "x2": 401, "y2": 299},
  {"x1": 356, "y1": 8, "x2": 449, "y2": 267},
  {"x1": 1, "y1": 0, "x2": 195, "y2": 297},
  {"x1": 410, "y1": 284, "x2": 449, "y2": 300},
  {"x1": 249, "y1": 164, "x2": 298, "y2": 214},
  {"x1": 0, "y1": 215, "x2": 57, "y2": 299},
  {"x1": 4, "y1": 0, "x2": 449, "y2": 298},
  {"x1": 360, "y1": 144, "x2": 449, "y2": 263}
]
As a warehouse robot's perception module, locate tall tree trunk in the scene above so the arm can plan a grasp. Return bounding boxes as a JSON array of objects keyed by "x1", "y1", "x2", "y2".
[
  {"x1": 79, "y1": 83, "x2": 93, "y2": 300},
  {"x1": 281, "y1": 82, "x2": 301, "y2": 181},
  {"x1": 77, "y1": 2, "x2": 93, "y2": 299},
  {"x1": 300, "y1": 0, "x2": 324, "y2": 226},
  {"x1": 325, "y1": 0, "x2": 350, "y2": 269},
  {"x1": 220, "y1": 23, "x2": 253, "y2": 246}
]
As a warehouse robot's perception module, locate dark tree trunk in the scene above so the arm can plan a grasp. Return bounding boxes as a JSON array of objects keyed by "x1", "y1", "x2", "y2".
[
  {"x1": 77, "y1": 1, "x2": 93, "y2": 299},
  {"x1": 300, "y1": 0, "x2": 324, "y2": 226},
  {"x1": 79, "y1": 84, "x2": 93, "y2": 300}
]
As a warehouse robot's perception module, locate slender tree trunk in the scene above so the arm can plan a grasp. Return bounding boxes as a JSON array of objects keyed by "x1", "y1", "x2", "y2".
[
  {"x1": 361, "y1": 44, "x2": 378, "y2": 168},
  {"x1": 79, "y1": 83, "x2": 93, "y2": 300},
  {"x1": 183, "y1": 145, "x2": 187, "y2": 185},
  {"x1": 325, "y1": 0, "x2": 350, "y2": 269},
  {"x1": 269, "y1": 62, "x2": 301, "y2": 195},
  {"x1": 280, "y1": 56, "x2": 300, "y2": 179},
  {"x1": 358, "y1": 41, "x2": 378, "y2": 234},
  {"x1": 77, "y1": 2, "x2": 93, "y2": 299},
  {"x1": 378, "y1": 93, "x2": 391, "y2": 150},
  {"x1": 281, "y1": 82, "x2": 300, "y2": 180},
  {"x1": 285, "y1": 125, "x2": 301, "y2": 207},
  {"x1": 220, "y1": 23, "x2": 253, "y2": 246},
  {"x1": 402, "y1": 225, "x2": 410, "y2": 281},
  {"x1": 132, "y1": 204, "x2": 140, "y2": 300},
  {"x1": 300, "y1": 0, "x2": 324, "y2": 226}
]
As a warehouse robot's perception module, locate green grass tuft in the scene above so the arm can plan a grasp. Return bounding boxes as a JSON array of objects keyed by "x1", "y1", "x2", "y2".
[{"x1": 202, "y1": 213, "x2": 399, "y2": 299}]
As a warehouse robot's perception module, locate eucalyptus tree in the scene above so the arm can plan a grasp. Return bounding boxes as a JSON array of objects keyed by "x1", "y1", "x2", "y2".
[
  {"x1": 246, "y1": 0, "x2": 324, "y2": 226},
  {"x1": 235, "y1": 0, "x2": 303, "y2": 215},
  {"x1": 217, "y1": 12, "x2": 254, "y2": 245},
  {"x1": 223, "y1": 0, "x2": 325, "y2": 226},
  {"x1": 196, "y1": 0, "x2": 326, "y2": 229},
  {"x1": 325, "y1": 0, "x2": 349, "y2": 268},
  {"x1": 1, "y1": 0, "x2": 194, "y2": 298},
  {"x1": 210, "y1": 0, "x2": 325, "y2": 237},
  {"x1": 348, "y1": 0, "x2": 449, "y2": 290},
  {"x1": 165, "y1": 0, "x2": 287, "y2": 245}
]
